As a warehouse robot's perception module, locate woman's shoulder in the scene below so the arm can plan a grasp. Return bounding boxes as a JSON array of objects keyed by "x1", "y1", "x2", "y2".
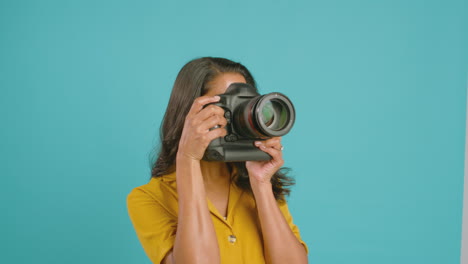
[
  {"x1": 126, "y1": 171, "x2": 179, "y2": 220},
  {"x1": 127, "y1": 171, "x2": 178, "y2": 204}
]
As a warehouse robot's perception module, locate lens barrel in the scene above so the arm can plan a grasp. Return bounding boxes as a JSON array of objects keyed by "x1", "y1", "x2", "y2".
[{"x1": 234, "y1": 92, "x2": 295, "y2": 138}]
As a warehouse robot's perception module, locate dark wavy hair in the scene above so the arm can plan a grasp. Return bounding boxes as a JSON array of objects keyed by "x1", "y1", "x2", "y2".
[{"x1": 149, "y1": 57, "x2": 294, "y2": 202}]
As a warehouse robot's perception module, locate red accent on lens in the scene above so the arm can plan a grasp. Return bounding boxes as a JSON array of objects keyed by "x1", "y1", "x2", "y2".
[
  {"x1": 246, "y1": 97, "x2": 268, "y2": 138},
  {"x1": 247, "y1": 101, "x2": 257, "y2": 135}
]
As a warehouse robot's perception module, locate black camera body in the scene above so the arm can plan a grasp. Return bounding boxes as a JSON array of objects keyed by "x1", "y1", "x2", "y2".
[{"x1": 202, "y1": 83, "x2": 295, "y2": 162}]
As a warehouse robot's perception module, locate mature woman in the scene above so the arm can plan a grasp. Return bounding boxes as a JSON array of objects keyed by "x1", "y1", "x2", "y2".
[{"x1": 127, "y1": 57, "x2": 308, "y2": 264}]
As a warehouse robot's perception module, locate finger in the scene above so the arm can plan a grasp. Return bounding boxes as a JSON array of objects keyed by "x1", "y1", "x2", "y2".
[
  {"x1": 205, "y1": 126, "x2": 228, "y2": 142},
  {"x1": 196, "y1": 104, "x2": 225, "y2": 123},
  {"x1": 255, "y1": 137, "x2": 282, "y2": 150},
  {"x1": 199, "y1": 114, "x2": 228, "y2": 132},
  {"x1": 262, "y1": 137, "x2": 282, "y2": 148},
  {"x1": 187, "y1": 95, "x2": 221, "y2": 118},
  {"x1": 257, "y1": 144, "x2": 283, "y2": 162}
]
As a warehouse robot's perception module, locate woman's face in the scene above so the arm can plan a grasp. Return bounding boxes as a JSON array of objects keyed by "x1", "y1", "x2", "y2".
[{"x1": 204, "y1": 73, "x2": 247, "y2": 96}]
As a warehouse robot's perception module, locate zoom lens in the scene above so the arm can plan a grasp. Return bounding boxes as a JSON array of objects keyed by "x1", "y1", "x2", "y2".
[
  {"x1": 260, "y1": 100, "x2": 290, "y2": 130},
  {"x1": 261, "y1": 101, "x2": 275, "y2": 127},
  {"x1": 235, "y1": 92, "x2": 295, "y2": 138}
]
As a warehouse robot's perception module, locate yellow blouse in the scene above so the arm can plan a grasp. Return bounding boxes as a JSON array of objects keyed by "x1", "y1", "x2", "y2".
[{"x1": 127, "y1": 171, "x2": 308, "y2": 264}]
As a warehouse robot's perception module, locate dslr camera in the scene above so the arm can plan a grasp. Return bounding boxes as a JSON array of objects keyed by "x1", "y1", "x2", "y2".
[{"x1": 202, "y1": 83, "x2": 296, "y2": 162}]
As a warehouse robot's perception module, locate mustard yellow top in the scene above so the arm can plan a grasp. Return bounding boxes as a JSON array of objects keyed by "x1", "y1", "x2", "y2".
[{"x1": 127, "y1": 171, "x2": 308, "y2": 264}]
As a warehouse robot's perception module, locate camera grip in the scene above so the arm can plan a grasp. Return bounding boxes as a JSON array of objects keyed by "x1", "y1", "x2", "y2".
[{"x1": 203, "y1": 138, "x2": 272, "y2": 162}]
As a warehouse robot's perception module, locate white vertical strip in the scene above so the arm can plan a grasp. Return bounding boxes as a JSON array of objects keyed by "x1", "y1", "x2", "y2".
[{"x1": 461, "y1": 78, "x2": 468, "y2": 264}]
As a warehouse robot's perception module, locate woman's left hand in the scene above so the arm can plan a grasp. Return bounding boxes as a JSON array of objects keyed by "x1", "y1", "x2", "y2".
[{"x1": 246, "y1": 137, "x2": 284, "y2": 184}]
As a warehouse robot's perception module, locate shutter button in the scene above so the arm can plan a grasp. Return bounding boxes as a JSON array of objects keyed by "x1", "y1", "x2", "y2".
[{"x1": 228, "y1": 235, "x2": 237, "y2": 244}]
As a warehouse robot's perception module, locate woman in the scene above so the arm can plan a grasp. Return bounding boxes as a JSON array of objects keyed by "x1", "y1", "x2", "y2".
[{"x1": 127, "y1": 57, "x2": 308, "y2": 264}]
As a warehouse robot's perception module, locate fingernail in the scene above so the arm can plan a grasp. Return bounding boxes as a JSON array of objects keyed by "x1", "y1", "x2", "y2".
[
  {"x1": 213, "y1": 95, "x2": 220, "y2": 100},
  {"x1": 254, "y1": 141, "x2": 261, "y2": 146}
]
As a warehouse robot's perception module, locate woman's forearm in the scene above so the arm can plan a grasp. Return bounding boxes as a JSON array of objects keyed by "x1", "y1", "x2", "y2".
[
  {"x1": 251, "y1": 181, "x2": 308, "y2": 264},
  {"x1": 171, "y1": 156, "x2": 220, "y2": 264}
]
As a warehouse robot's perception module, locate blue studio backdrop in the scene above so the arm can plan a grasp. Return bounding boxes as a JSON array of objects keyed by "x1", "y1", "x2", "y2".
[{"x1": 1, "y1": 0, "x2": 467, "y2": 263}]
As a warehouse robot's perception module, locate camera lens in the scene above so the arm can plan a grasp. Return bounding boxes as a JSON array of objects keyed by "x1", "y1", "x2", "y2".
[
  {"x1": 260, "y1": 100, "x2": 289, "y2": 130},
  {"x1": 261, "y1": 101, "x2": 275, "y2": 127},
  {"x1": 235, "y1": 92, "x2": 295, "y2": 138}
]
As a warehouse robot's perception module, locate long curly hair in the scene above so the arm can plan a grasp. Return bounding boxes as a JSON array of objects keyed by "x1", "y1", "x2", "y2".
[{"x1": 149, "y1": 57, "x2": 294, "y2": 202}]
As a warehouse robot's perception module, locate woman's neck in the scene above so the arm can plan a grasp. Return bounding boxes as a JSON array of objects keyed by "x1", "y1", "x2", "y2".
[{"x1": 200, "y1": 160, "x2": 231, "y2": 184}]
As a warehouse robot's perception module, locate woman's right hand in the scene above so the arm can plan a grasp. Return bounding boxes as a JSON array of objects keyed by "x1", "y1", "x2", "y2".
[{"x1": 177, "y1": 95, "x2": 228, "y2": 161}]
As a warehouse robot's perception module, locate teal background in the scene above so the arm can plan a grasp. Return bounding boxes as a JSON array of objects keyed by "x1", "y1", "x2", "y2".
[{"x1": 1, "y1": 0, "x2": 467, "y2": 263}]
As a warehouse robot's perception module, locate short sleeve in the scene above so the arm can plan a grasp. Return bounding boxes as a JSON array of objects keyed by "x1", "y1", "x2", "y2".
[
  {"x1": 278, "y1": 201, "x2": 309, "y2": 254},
  {"x1": 127, "y1": 187, "x2": 177, "y2": 264}
]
